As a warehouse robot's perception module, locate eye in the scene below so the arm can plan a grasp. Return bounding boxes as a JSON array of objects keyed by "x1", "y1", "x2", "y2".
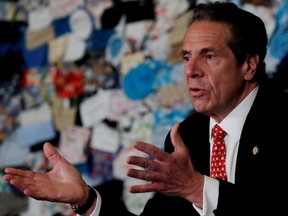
[
  {"x1": 182, "y1": 56, "x2": 189, "y2": 63},
  {"x1": 182, "y1": 54, "x2": 190, "y2": 63},
  {"x1": 205, "y1": 53, "x2": 215, "y2": 60},
  {"x1": 180, "y1": 50, "x2": 191, "y2": 63}
]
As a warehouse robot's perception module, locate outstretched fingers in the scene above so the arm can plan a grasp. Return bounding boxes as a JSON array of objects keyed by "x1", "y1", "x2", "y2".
[
  {"x1": 127, "y1": 154, "x2": 163, "y2": 182},
  {"x1": 3, "y1": 169, "x2": 36, "y2": 193},
  {"x1": 131, "y1": 141, "x2": 170, "y2": 161},
  {"x1": 3, "y1": 168, "x2": 33, "y2": 186},
  {"x1": 126, "y1": 141, "x2": 171, "y2": 179},
  {"x1": 127, "y1": 155, "x2": 161, "y2": 171}
]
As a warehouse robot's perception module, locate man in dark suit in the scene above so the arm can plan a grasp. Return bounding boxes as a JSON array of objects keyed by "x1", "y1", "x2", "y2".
[{"x1": 3, "y1": 2, "x2": 288, "y2": 216}]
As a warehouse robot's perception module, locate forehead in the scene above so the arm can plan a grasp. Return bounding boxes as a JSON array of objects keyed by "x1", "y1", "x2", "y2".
[{"x1": 182, "y1": 21, "x2": 231, "y2": 52}]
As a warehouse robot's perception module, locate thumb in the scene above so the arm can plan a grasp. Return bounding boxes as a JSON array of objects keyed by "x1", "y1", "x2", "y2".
[
  {"x1": 43, "y1": 142, "x2": 63, "y2": 166},
  {"x1": 170, "y1": 123, "x2": 189, "y2": 160}
]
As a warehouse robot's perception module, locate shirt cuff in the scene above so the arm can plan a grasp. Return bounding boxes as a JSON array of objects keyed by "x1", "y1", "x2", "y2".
[
  {"x1": 77, "y1": 189, "x2": 102, "y2": 216},
  {"x1": 203, "y1": 175, "x2": 219, "y2": 215}
]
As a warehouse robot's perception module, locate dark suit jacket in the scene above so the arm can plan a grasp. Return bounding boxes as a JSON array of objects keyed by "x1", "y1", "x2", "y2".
[{"x1": 100, "y1": 81, "x2": 288, "y2": 216}]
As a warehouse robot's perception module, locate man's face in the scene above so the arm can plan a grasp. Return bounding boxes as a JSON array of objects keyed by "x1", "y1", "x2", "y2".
[{"x1": 181, "y1": 21, "x2": 256, "y2": 122}]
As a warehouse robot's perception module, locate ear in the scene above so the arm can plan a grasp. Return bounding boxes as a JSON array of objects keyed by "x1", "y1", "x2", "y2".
[{"x1": 243, "y1": 54, "x2": 259, "y2": 81}]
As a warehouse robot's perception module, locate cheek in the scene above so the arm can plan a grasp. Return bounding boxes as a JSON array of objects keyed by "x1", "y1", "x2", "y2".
[
  {"x1": 214, "y1": 80, "x2": 231, "y2": 96},
  {"x1": 208, "y1": 76, "x2": 230, "y2": 100}
]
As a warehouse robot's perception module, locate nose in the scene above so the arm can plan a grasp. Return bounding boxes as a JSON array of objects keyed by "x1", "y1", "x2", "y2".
[{"x1": 184, "y1": 58, "x2": 203, "y2": 78}]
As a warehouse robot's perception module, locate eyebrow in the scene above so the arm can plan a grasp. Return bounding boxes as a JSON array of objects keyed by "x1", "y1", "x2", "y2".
[
  {"x1": 180, "y1": 48, "x2": 212, "y2": 58},
  {"x1": 181, "y1": 47, "x2": 227, "y2": 58},
  {"x1": 180, "y1": 49, "x2": 190, "y2": 57}
]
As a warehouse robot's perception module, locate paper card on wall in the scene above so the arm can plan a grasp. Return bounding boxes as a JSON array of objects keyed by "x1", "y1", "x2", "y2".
[
  {"x1": 90, "y1": 122, "x2": 119, "y2": 153},
  {"x1": 157, "y1": 0, "x2": 190, "y2": 21},
  {"x1": 48, "y1": 35, "x2": 68, "y2": 63},
  {"x1": 62, "y1": 34, "x2": 86, "y2": 62},
  {"x1": 69, "y1": 8, "x2": 93, "y2": 40},
  {"x1": 107, "y1": 89, "x2": 149, "y2": 121},
  {"x1": 0, "y1": 133, "x2": 29, "y2": 168},
  {"x1": 25, "y1": 25, "x2": 55, "y2": 50},
  {"x1": 125, "y1": 20, "x2": 154, "y2": 49},
  {"x1": 167, "y1": 42, "x2": 182, "y2": 63},
  {"x1": 58, "y1": 125, "x2": 91, "y2": 164},
  {"x1": 51, "y1": 97, "x2": 77, "y2": 131},
  {"x1": 80, "y1": 89, "x2": 111, "y2": 128},
  {"x1": 18, "y1": 102, "x2": 52, "y2": 126},
  {"x1": 145, "y1": 34, "x2": 169, "y2": 61},
  {"x1": 16, "y1": 120, "x2": 56, "y2": 148},
  {"x1": 16, "y1": 101, "x2": 56, "y2": 148},
  {"x1": 28, "y1": 7, "x2": 52, "y2": 31},
  {"x1": 49, "y1": 0, "x2": 84, "y2": 19},
  {"x1": 120, "y1": 113, "x2": 154, "y2": 148},
  {"x1": 168, "y1": 10, "x2": 193, "y2": 46}
]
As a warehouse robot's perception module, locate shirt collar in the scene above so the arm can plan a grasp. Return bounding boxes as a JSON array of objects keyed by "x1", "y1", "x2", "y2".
[{"x1": 210, "y1": 86, "x2": 259, "y2": 139}]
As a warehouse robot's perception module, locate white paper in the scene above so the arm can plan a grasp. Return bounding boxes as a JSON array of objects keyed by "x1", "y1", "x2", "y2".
[
  {"x1": 80, "y1": 89, "x2": 111, "y2": 127},
  {"x1": 69, "y1": 8, "x2": 93, "y2": 40},
  {"x1": 28, "y1": 7, "x2": 52, "y2": 31},
  {"x1": 90, "y1": 122, "x2": 119, "y2": 153},
  {"x1": 62, "y1": 34, "x2": 86, "y2": 62},
  {"x1": 18, "y1": 102, "x2": 52, "y2": 126}
]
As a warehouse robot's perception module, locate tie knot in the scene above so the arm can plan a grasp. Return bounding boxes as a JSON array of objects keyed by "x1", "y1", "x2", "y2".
[{"x1": 212, "y1": 124, "x2": 227, "y2": 139}]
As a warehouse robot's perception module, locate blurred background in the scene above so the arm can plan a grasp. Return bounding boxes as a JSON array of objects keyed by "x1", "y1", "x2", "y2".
[{"x1": 0, "y1": 0, "x2": 287, "y2": 215}]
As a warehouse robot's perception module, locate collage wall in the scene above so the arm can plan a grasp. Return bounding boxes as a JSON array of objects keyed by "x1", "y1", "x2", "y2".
[{"x1": 0, "y1": 0, "x2": 287, "y2": 215}]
